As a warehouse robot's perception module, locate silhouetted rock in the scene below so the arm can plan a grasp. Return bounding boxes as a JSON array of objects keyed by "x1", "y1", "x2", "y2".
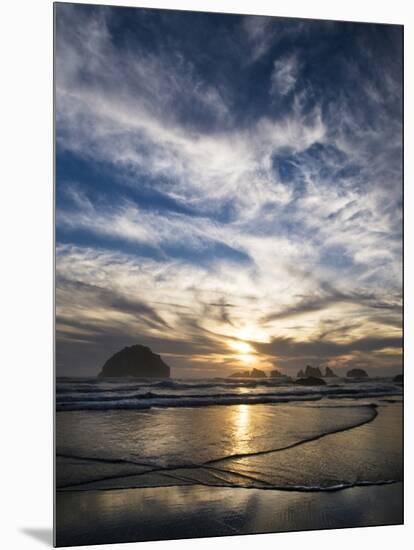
[
  {"x1": 324, "y1": 366, "x2": 337, "y2": 377},
  {"x1": 346, "y1": 368, "x2": 368, "y2": 379},
  {"x1": 305, "y1": 365, "x2": 322, "y2": 377},
  {"x1": 294, "y1": 376, "x2": 326, "y2": 386},
  {"x1": 250, "y1": 368, "x2": 267, "y2": 378},
  {"x1": 99, "y1": 345, "x2": 170, "y2": 378},
  {"x1": 229, "y1": 369, "x2": 267, "y2": 378},
  {"x1": 229, "y1": 371, "x2": 247, "y2": 378},
  {"x1": 393, "y1": 374, "x2": 403, "y2": 384},
  {"x1": 297, "y1": 366, "x2": 322, "y2": 378},
  {"x1": 270, "y1": 369, "x2": 285, "y2": 378}
]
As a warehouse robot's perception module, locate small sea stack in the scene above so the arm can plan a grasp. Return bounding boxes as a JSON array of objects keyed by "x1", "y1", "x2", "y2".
[
  {"x1": 324, "y1": 366, "x2": 337, "y2": 377},
  {"x1": 229, "y1": 368, "x2": 267, "y2": 378},
  {"x1": 250, "y1": 368, "x2": 267, "y2": 378},
  {"x1": 270, "y1": 369, "x2": 284, "y2": 378},
  {"x1": 297, "y1": 365, "x2": 322, "y2": 378}
]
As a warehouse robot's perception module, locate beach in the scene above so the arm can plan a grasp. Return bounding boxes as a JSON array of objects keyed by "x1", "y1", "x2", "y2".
[
  {"x1": 56, "y1": 482, "x2": 403, "y2": 546},
  {"x1": 55, "y1": 377, "x2": 403, "y2": 546}
]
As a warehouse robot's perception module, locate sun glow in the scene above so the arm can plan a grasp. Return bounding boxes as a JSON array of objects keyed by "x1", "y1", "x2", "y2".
[
  {"x1": 238, "y1": 353, "x2": 255, "y2": 364},
  {"x1": 228, "y1": 340, "x2": 257, "y2": 365},
  {"x1": 229, "y1": 340, "x2": 254, "y2": 354}
]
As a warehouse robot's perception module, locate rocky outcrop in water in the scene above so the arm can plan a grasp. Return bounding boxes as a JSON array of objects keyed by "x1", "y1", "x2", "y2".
[
  {"x1": 250, "y1": 368, "x2": 267, "y2": 378},
  {"x1": 270, "y1": 369, "x2": 285, "y2": 378},
  {"x1": 306, "y1": 365, "x2": 322, "y2": 377},
  {"x1": 324, "y1": 366, "x2": 337, "y2": 377},
  {"x1": 229, "y1": 371, "x2": 247, "y2": 378},
  {"x1": 229, "y1": 368, "x2": 267, "y2": 378},
  {"x1": 346, "y1": 368, "x2": 368, "y2": 379},
  {"x1": 297, "y1": 365, "x2": 322, "y2": 378},
  {"x1": 99, "y1": 345, "x2": 170, "y2": 378}
]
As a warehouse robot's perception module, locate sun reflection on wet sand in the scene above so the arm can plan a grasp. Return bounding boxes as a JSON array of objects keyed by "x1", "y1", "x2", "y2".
[{"x1": 232, "y1": 404, "x2": 252, "y2": 454}]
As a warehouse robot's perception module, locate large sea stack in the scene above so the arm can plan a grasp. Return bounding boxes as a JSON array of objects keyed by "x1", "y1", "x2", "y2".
[{"x1": 99, "y1": 345, "x2": 170, "y2": 378}]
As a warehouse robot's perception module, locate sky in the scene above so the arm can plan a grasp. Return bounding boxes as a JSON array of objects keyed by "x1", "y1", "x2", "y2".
[{"x1": 55, "y1": 3, "x2": 403, "y2": 378}]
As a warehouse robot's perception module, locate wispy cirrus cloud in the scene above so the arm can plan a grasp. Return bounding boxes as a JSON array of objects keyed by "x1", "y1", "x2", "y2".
[{"x1": 270, "y1": 54, "x2": 298, "y2": 96}]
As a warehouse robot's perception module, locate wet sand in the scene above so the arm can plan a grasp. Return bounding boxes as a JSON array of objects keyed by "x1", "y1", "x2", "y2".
[
  {"x1": 55, "y1": 399, "x2": 403, "y2": 546},
  {"x1": 56, "y1": 482, "x2": 403, "y2": 546}
]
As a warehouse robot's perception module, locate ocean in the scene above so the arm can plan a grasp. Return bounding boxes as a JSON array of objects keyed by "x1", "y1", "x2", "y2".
[{"x1": 56, "y1": 376, "x2": 402, "y2": 491}]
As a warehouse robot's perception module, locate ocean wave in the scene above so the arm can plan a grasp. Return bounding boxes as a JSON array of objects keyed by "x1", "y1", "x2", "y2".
[
  {"x1": 56, "y1": 388, "x2": 401, "y2": 411},
  {"x1": 56, "y1": 377, "x2": 403, "y2": 395},
  {"x1": 56, "y1": 394, "x2": 322, "y2": 411},
  {"x1": 56, "y1": 379, "x2": 293, "y2": 394},
  {"x1": 56, "y1": 385, "x2": 399, "y2": 403}
]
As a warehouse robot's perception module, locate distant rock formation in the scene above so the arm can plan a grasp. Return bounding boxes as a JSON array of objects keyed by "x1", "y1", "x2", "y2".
[
  {"x1": 324, "y1": 366, "x2": 337, "y2": 377},
  {"x1": 250, "y1": 368, "x2": 267, "y2": 378},
  {"x1": 229, "y1": 371, "x2": 247, "y2": 378},
  {"x1": 305, "y1": 365, "x2": 322, "y2": 377},
  {"x1": 99, "y1": 345, "x2": 170, "y2": 378},
  {"x1": 393, "y1": 374, "x2": 403, "y2": 384},
  {"x1": 297, "y1": 365, "x2": 322, "y2": 378},
  {"x1": 229, "y1": 369, "x2": 267, "y2": 378},
  {"x1": 346, "y1": 368, "x2": 368, "y2": 379},
  {"x1": 270, "y1": 369, "x2": 285, "y2": 378},
  {"x1": 294, "y1": 376, "x2": 326, "y2": 386}
]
